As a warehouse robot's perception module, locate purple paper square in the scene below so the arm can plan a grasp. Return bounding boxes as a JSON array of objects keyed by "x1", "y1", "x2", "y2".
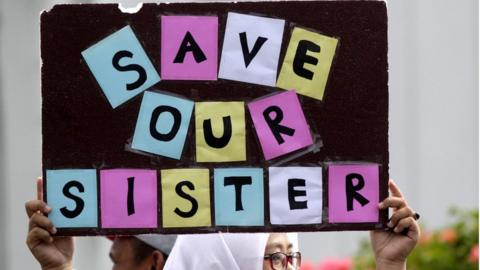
[
  {"x1": 248, "y1": 90, "x2": 313, "y2": 160},
  {"x1": 161, "y1": 16, "x2": 218, "y2": 80},
  {"x1": 100, "y1": 169, "x2": 158, "y2": 228},
  {"x1": 328, "y1": 164, "x2": 379, "y2": 223}
]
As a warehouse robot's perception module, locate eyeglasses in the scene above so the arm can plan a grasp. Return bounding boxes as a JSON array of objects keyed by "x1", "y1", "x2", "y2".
[{"x1": 264, "y1": 252, "x2": 302, "y2": 270}]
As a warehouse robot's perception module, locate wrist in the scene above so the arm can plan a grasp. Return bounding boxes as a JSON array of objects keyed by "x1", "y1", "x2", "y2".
[
  {"x1": 376, "y1": 258, "x2": 406, "y2": 270},
  {"x1": 42, "y1": 262, "x2": 73, "y2": 270}
]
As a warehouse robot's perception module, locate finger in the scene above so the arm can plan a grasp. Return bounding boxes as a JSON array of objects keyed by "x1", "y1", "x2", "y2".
[
  {"x1": 378, "y1": 197, "x2": 407, "y2": 210},
  {"x1": 25, "y1": 200, "x2": 51, "y2": 218},
  {"x1": 29, "y1": 213, "x2": 57, "y2": 234},
  {"x1": 389, "y1": 179, "x2": 404, "y2": 198},
  {"x1": 387, "y1": 206, "x2": 415, "y2": 228},
  {"x1": 36, "y1": 177, "x2": 43, "y2": 201},
  {"x1": 26, "y1": 227, "x2": 53, "y2": 249},
  {"x1": 393, "y1": 216, "x2": 419, "y2": 241},
  {"x1": 406, "y1": 217, "x2": 421, "y2": 240}
]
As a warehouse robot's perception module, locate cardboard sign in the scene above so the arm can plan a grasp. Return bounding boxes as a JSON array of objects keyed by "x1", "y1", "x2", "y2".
[{"x1": 41, "y1": 2, "x2": 389, "y2": 235}]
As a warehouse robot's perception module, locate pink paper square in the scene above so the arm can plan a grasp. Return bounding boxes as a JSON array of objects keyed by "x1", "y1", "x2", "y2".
[
  {"x1": 328, "y1": 164, "x2": 379, "y2": 223},
  {"x1": 248, "y1": 90, "x2": 313, "y2": 160},
  {"x1": 100, "y1": 169, "x2": 158, "y2": 228},
  {"x1": 161, "y1": 16, "x2": 218, "y2": 80}
]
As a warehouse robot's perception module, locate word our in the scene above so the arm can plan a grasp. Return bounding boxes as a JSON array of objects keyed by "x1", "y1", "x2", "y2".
[
  {"x1": 46, "y1": 164, "x2": 379, "y2": 230},
  {"x1": 81, "y1": 12, "x2": 339, "y2": 108},
  {"x1": 132, "y1": 90, "x2": 312, "y2": 161}
]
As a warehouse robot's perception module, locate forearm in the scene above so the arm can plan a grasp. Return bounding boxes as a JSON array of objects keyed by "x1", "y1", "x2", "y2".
[{"x1": 376, "y1": 259, "x2": 406, "y2": 270}]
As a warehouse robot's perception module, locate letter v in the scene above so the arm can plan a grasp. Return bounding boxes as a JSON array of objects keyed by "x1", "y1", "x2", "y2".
[{"x1": 239, "y1": 32, "x2": 268, "y2": 68}]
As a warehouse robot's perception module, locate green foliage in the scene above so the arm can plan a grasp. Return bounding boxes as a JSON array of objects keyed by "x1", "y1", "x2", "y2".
[{"x1": 353, "y1": 208, "x2": 479, "y2": 270}]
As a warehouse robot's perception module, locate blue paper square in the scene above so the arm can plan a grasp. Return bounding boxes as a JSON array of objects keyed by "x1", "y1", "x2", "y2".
[
  {"x1": 214, "y1": 168, "x2": 264, "y2": 226},
  {"x1": 46, "y1": 169, "x2": 98, "y2": 228},
  {"x1": 81, "y1": 25, "x2": 160, "y2": 108},
  {"x1": 132, "y1": 91, "x2": 194, "y2": 159}
]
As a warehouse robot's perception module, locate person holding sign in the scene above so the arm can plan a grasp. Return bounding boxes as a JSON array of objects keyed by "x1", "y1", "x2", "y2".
[
  {"x1": 25, "y1": 179, "x2": 176, "y2": 270},
  {"x1": 26, "y1": 179, "x2": 419, "y2": 270},
  {"x1": 162, "y1": 180, "x2": 419, "y2": 270}
]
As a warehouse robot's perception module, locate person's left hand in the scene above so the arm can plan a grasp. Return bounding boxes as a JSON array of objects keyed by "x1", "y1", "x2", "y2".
[{"x1": 370, "y1": 180, "x2": 420, "y2": 269}]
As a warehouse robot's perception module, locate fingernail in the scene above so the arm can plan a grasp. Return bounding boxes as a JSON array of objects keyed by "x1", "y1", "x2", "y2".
[
  {"x1": 394, "y1": 227, "x2": 401, "y2": 233},
  {"x1": 378, "y1": 203, "x2": 383, "y2": 209},
  {"x1": 51, "y1": 227, "x2": 57, "y2": 234},
  {"x1": 45, "y1": 206, "x2": 52, "y2": 212},
  {"x1": 387, "y1": 222, "x2": 394, "y2": 228}
]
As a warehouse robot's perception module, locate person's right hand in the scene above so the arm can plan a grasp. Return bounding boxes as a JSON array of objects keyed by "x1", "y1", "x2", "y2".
[{"x1": 25, "y1": 178, "x2": 74, "y2": 270}]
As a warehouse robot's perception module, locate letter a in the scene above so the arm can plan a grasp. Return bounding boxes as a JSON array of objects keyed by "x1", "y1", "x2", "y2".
[{"x1": 174, "y1": 31, "x2": 207, "y2": 63}]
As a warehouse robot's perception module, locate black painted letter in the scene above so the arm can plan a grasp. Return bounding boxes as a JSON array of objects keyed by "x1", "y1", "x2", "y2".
[
  {"x1": 173, "y1": 31, "x2": 207, "y2": 63},
  {"x1": 293, "y1": 40, "x2": 320, "y2": 80},
  {"x1": 60, "y1": 180, "x2": 85, "y2": 219},
  {"x1": 127, "y1": 177, "x2": 135, "y2": 216},
  {"x1": 112, "y1": 50, "x2": 147, "y2": 91},
  {"x1": 346, "y1": 173, "x2": 370, "y2": 211},
  {"x1": 288, "y1": 178, "x2": 308, "y2": 210},
  {"x1": 174, "y1": 181, "x2": 198, "y2": 218},
  {"x1": 203, "y1": 116, "x2": 232, "y2": 148},
  {"x1": 224, "y1": 176, "x2": 252, "y2": 211},
  {"x1": 150, "y1": 105, "x2": 181, "y2": 141},
  {"x1": 239, "y1": 32, "x2": 268, "y2": 68},
  {"x1": 263, "y1": 106, "x2": 295, "y2": 145}
]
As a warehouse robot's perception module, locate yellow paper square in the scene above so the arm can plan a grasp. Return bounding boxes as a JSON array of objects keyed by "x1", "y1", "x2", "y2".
[
  {"x1": 195, "y1": 101, "x2": 246, "y2": 162},
  {"x1": 276, "y1": 27, "x2": 339, "y2": 101},
  {"x1": 161, "y1": 169, "x2": 211, "y2": 228}
]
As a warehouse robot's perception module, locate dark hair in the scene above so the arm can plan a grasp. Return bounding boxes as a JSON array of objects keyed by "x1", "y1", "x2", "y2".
[{"x1": 130, "y1": 237, "x2": 167, "y2": 265}]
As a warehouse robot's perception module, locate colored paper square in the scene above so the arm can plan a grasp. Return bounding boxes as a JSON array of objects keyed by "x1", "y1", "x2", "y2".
[
  {"x1": 131, "y1": 91, "x2": 194, "y2": 160},
  {"x1": 248, "y1": 91, "x2": 313, "y2": 160},
  {"x1": 100, "y1": 169, "x2": 157, "y2": 228},
  {"x1": 195, "y1": 101, "x2": 246, "y2": 162},
  {"x1": 81, "y1": 25, "x2": 161, "y2": 108},
  {"x1": 269, "y1": 167, "x2": 323, "y2": 225},
  {"x1": 214, "y1": 168, "x2": 264, "y2": 226},
  {"x1": 328, "y1": 164, "x2": 379, "y2": 223},
  {"x1": 161, "y1": 169, "x2": 211, "y2": 228},
  {"x1": 276, "y1": 27, "x2": 339, "y2": 101},
  {"x1": 218, "y1": 12, "x2": 285, "y2": 86},
  {"x1": 161, "y1": 16, "x2": 218, "y2": 80},
  {"x1": 46, "y1": 169, "x2": 98, "y2": 228}
]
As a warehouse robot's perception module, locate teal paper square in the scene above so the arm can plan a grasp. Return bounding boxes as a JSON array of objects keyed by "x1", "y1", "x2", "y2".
[
  {"x1": 214, "y1": 168, "x2": 264, "y2": 226},
  {"x1": 81, "y1": 25, "x2": 160, "y2": 108},
  {"x1": 132, "y1": 91, "x2": 194, "y2": 159},
  {"x1": 46, "y1": 169, "x2": 98, "y2": 228}
]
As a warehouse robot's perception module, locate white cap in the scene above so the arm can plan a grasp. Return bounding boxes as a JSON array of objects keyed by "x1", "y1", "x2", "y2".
[{"x1": 135, "y1": 234, "x2": 177, "y2": 256}]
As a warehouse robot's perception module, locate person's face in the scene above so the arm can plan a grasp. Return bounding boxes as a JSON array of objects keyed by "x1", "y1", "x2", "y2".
[
  {"x1": 263, "y1": 233, "x2": 297, "y2": 270},
  {"x1": 109, "y1": 238, "x2": 157, "y2": 270}
]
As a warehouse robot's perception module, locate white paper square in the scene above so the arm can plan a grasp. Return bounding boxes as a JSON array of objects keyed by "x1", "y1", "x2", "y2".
[
  {"x1": 218, "y1": 12, "x2": 285, "y2": 86},
  {"x1": 269, "y1": 167, "x2": 323, "y2": 225}
]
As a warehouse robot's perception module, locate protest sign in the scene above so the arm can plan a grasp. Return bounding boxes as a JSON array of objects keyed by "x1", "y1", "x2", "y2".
[{"x1": 41, "y1": 1, "x2": 388, "y2": 235}]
